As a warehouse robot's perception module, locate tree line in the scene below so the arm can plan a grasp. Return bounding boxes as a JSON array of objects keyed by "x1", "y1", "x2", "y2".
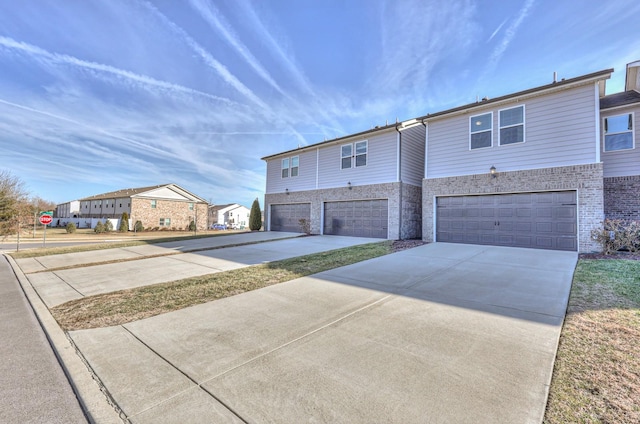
[{"x1": 0, "y1": 170, "x2": 56, "y2": 238}]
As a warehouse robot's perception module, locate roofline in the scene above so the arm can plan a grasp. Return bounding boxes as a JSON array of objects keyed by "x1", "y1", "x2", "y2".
[
  {"x1": 260, "y1": 119, "x2": 421, "y2": 161},
  {"x1": 417, "y1": 68, "x2": 613, "y2": 122},
  {"x1": 600, "y1": 89, "x2": 640, "y2": 110}
]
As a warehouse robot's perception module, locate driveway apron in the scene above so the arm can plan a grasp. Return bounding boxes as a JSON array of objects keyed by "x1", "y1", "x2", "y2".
[{"x1": 68, "y1": 243, "x2": 577, "y2": 423}]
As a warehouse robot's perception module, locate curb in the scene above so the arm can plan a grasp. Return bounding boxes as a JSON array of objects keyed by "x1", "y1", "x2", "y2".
[{"x1": 5, "y1": 254, "x2": 123, "y2": 424}]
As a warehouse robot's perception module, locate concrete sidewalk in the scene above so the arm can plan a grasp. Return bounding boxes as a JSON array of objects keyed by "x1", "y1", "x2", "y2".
[
  {"x1": 0, "y1": 255, "x2": 87, "y2": 423},
  {"x1": 69, "y1": 243, "x2": 577, "y2": 423},
  {"x1": 20, "y1": 233, "x2": 381, "y2": 307}
]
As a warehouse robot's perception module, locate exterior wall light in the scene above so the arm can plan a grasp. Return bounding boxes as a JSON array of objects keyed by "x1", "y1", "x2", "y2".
[
  {"x1": 285, "y1": 188, "x2": 289, "y2": 195},
  {"x1": 347, "y1": 182, "x2": 352, "y2": 190},
  {"x1": 490, "y1": 165, "x2": 497, "y2": 178}
]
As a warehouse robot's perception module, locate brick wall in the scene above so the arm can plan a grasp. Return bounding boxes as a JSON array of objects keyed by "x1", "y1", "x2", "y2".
[
  {"x1": 422, "y1": 163, "x2": 604, "y2": 252},
  {"x1": 131, "y1": 199, "x2": 208, "y2": 231},
  {"x1": 264, "y1": 182, "x2": 421, "y2": 240},
  {"x1": 604, "y1": 175, "x2": 640, "y2": 220}
]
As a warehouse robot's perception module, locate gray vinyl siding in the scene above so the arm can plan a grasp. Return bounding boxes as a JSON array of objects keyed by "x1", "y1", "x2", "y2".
[
  {"x1": 601, "y1": 106, "x2": 640, "y2": 177},
  {"x1": 427, "y1": 84, "x2": 599, "y2": 178},
  {"x1": 265, "y1": 149, "x2": 318, "y2": 193},
  {"x1": 317, "y1": 130, "x2": 398, "y2": 189},
  {"x1": 400, "y1": 125, "x2": 426, "y2": 186}
]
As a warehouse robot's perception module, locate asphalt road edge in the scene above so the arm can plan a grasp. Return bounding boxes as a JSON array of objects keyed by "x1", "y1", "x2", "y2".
[{"x1": 5, "y1": 254, "x2": 124, "y2": 424}]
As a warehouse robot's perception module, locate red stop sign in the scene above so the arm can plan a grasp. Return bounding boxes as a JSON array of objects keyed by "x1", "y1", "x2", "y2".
[{"x1": 39, "y1": 214, "x2": 53, "y2": 225}]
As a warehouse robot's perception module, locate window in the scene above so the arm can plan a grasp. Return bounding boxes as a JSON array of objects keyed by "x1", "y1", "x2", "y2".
[
  {"x1": 151, "y1": 199, "x2": 157, "y2": 209},
  {"x1": 281, "y1": 156, "x2": 299, "y2": 178},
  {"x1": 341, "y1": 144, "x2": 352, "y2": 169},
  {"x1": 470, "y1": 112, "x2": 493, "y2": 149},
  {"x1": 500, "y1": 106, "x2": 524, "y2": 145},
  {"x1": 604, "y1": 113, "x2": 634, "y2": 151},
  {"x1": 189, "y1": 203, "x2": 194, "y2": 210},
  {"x1": 159, "y1": 218, "x2": 171, "y2": 226},
  {"x1": 341, "y1": 141, "x2": 368, "y2": 169}
]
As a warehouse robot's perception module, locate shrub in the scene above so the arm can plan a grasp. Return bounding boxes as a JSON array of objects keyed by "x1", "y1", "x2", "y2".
[
  {"x1": 94, "y1": 221, "x2": 105, "y2": 233},
  {"x1": 65, "y1": 222, "x2": 76, "y2": 234},
  {"x1": 134, "y1": 220, "x2": 144, "y2": 232},
  {"x1": 249, "y1": 198, "x2": 262, "y2": 231},
  {"x1": 188, "y1": 220, "x2": 196, "y2": 231},
  {"x1": 591, "y1": 219, "x2": 640, "y2": 254},
  {"x1": 104, "y1": 220, "x2": 114, "y2": 232},
  {"x1": 119, "y1": 212, "x2": 129, "y2": 232},
  {"x1": 299, "y1": 218, "x2": 311, "y2": 235}
]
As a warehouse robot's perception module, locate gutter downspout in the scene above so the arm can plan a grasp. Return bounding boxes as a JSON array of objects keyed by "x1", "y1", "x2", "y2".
[{"x1": 396, "y1": 124, "x2": 402, "y2": 240}]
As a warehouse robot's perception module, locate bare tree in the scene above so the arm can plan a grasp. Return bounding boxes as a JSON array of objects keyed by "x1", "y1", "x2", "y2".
[{"x1": 0, "y1": 170, "x2": 28, "y2": 238}]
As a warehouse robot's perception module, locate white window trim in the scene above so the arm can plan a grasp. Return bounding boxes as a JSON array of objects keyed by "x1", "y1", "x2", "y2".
[
  {"x1": 341, "y1": 140, "x2": 368, "y2": 169},
  {"x1": 469, "y1": 112, "x2": 493, "y2": 150},
  {"x1": 603, "y1": 112, "x2": 635, "y2": 152},
  {"x1": 498, "y1": 105, "x2": 526, "y2": 146},
  {"x1": 281, "y1": 158, "x2": 289, "y2": 178}
]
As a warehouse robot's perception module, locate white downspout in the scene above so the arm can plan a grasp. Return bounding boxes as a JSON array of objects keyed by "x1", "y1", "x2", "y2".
[{"x1": 594, "y1": 82, "x2": 601, "y2": 164}]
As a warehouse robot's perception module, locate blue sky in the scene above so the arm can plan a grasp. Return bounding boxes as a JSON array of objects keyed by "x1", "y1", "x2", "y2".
[{"x1": 1, "y1": 0, "x2": 638, "y2": 207}]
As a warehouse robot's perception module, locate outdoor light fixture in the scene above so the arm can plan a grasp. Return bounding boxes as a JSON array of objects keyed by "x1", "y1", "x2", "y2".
[
  {"x1": 347, "y1": 181, "x2": 352, "y2": 190},
  {"x1": 490, "y1": 165, "x2": 497, "y2": 178},
  {"x1": 285, "y1": 188, "x2": 289, "y2": 195}
]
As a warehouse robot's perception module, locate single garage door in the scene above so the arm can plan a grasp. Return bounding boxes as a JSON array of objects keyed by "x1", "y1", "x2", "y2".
[
  {"x1": 323, "y1": 200, "x2": 388, "y2": 238},
  {"x1": 436, "y1": 191, "x2": 577, "y2": 251},
  {"x1": 270, "y1": 203, "x2": 310, "y2": 232}
]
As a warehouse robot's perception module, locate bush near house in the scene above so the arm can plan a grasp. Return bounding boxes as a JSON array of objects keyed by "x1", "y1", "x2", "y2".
[
  {"x1": 104, "y1": 220, "x2": 114, "y2": 232},
  {"x1": 119, "y1": 212, "x2": 129, "y2": 232},
  {"x1": 134, "y1": 221, "x2": 144, "y2": 232},
  {"x1": 591, "y1": 219, "x2": 640, "y2": 255},
  {"x1": 188, "y1": 220, "x2": 196, "y2": 231},
  {"x1": 94, "y1": 221, "x2": 105, "y2": 233},
  {"x1": 65, "y1": 222, "x2": 76, "y2": 233},
  {"x1": 249, "y1": 198, "x2": 262, "y2": 231}
]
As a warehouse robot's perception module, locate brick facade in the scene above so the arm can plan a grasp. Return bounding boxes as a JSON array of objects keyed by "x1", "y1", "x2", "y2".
[
  {"x1": 604, "y1": 175, "x2": 640, "y2": 220},
  {"x1": 422, "y1": 163, "x2": 604, "y2": 252},
  {"x1": 264, "y1": 182, "x2": 422, "y2": 240},
  {"x1": 131, "y1": 198, "x2": 208, "y2": 231}
]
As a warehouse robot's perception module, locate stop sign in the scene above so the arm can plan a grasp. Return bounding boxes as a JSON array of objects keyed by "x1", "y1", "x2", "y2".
[{"x1": 39, "y1": 214, "x2": 53, "y2": 225}]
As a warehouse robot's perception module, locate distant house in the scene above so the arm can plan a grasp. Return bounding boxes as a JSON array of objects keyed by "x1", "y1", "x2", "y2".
[
  {"x1": 261, "y1": 120, "x2": 425, "y2": 239},
  {"x1": 55, "y1": 200, "x2": 80, "y2": 219},
  {"x1": 209, "y1": 203, "x2": 250, "y2": 228},
  {"x1": 262, "y1": 61, "x2": 640, "y2": 253},
  {"x1": 57, "y1": 184, "x2": 209, "y2": 230}
]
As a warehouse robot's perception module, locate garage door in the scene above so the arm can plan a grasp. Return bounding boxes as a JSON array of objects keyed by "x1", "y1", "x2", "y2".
[
  {"x1": 436, "y1": 191, "x2": 577, "y2": 251},
  {"x1": 323, "y1": 200, "x2": 388, "y2": 238},
  {"x1": 270, "y1": 203, "x2": 310, "y2": 232}
]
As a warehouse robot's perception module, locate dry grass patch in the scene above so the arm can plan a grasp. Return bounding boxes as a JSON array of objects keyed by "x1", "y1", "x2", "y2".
[
  {"x1": 545, "y1": 259, "x2": 640, "y2": 423},
  {"x1": 52, "y1": 241, "x2": 393, "y2": 331}
]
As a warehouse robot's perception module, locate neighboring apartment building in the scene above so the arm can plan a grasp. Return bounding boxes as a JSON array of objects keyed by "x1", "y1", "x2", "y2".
[
  {"x1": 262, "y1": 120, "x2": 425, "y2": 240},
  {"x1": 262, "y1": 61, "x2": 639, "y2": 253},
  {"x1": 209, "y1": 203, "x2": 251, "y2": 228},
  {"x1": 60, "y1": 184, "x2": 209, "y2": 230},
  {"x1": 55, "y1": 200, "x2": 80, "y2": 218}
]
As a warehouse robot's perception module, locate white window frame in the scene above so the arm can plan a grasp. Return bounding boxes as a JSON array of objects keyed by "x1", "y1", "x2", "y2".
[
  {"x1": 281, "y1": 156, "x2": 299, "y2": 178},
  {"x1": 498, "y1": 105, "x2": 525, "y2": 146},
  {"x1": 341, "y1": 140, "x2": 368, "y2": 169},
  {"x1": 159, "y1": 217, "x2": 171, "y2": 227},
  {"x1": 151, "y1": 199, "x2": 157, "y2": 209},
  {"x1": 290, "y1": 156, "x2": 299, "y2": 177},
  {"x1": 281, "y1": 158, "x2": 289, "y2": 178},
  {"x1": 603, "y1": 112, "x2": 635, "y2": 152},
  {"x1": 469, "y1": 112, "x2": 493, "y2": 150}
]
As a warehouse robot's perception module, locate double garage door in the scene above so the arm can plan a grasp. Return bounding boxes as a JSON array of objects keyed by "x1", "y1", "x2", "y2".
[
  {"x1": 436, "y1": 191, "x2": 577, "y2": 251},
  {"x1": 324, "y1": 200, "x2": 388, "y2": 238}
]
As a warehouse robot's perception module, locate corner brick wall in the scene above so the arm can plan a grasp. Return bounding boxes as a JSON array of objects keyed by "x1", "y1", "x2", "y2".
[
  {"x1": 131, "y1": 199, "x2": 208, "y2": 231},
  {"x1": 422, "y1": 163, "x2": 604, "y2": 252},
  {"x1": 264, "y1": 182, "x2": 422, "y2": 240},
  {"x1": 604, "y1": 175, "x2": 640, "y2": 220}
]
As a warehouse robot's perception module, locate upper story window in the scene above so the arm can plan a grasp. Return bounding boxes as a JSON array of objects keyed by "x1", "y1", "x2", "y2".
[
  {"x1": 604, "y1": 113, "x2": 634, "y2": 151},
  {"x1": 189, "y1": 202, "x2": 194, "y2": 210},
  {"x1": 470, "y1": 112, "x2": 493, "y2": 149},
  {"x1": 499, "y1": 105, "x2": 525, "y2": 145},
  {"x1": 151, "y1": 199, "x2": 157, "y2": 209},
  {"x1": 281, "y1": 156, "x2": 299, "y2": 178},
  {"x1": 341, "y1": 140, "x2": 368, "y2": 169}
]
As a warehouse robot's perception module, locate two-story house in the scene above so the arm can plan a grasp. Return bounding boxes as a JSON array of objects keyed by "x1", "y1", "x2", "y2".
[{"x1": 262, "y1": 120, "x2": 426, "y2": 239}]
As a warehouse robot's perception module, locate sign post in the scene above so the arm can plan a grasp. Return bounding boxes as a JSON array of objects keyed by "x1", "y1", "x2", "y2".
[{"x1": 39, "y1": 211, "x2": 53, "y2": 247}]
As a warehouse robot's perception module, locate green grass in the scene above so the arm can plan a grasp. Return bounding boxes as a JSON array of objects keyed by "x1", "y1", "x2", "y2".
[
  {"x1": 51, "y1": 241, "x2": 393, "y2": 331},
  {"x1": 544, "y1": 259, "x2": 640, "y2": 423}
]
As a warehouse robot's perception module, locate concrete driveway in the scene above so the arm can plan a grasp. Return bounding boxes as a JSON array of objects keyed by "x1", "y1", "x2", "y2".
[{"x1": 67, "y1": 242, "x2": 577, "y2": 423}]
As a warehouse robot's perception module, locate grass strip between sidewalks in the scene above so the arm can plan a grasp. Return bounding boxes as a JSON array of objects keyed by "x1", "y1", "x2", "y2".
[
  {"x1": 544, "y1": 259, "x2": 640, "y2": 423},
  {"x1": 51, "y1": 241, "x2": 393, "y2": 331}
]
